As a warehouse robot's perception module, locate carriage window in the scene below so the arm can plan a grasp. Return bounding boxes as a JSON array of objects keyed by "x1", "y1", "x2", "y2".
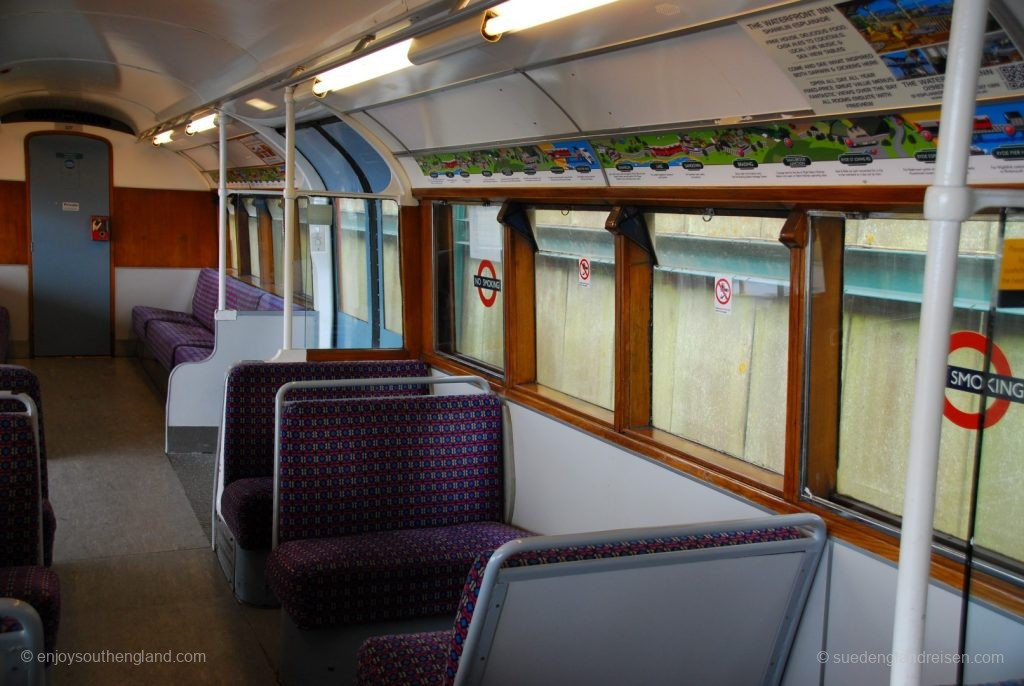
[
  {"x1": 650, "y1": 212, "x2": 790, "y2": 474},
  {"x1": 809, "y1": 214, "x2": 1024, "y2": 568},
  {"x1": 336, "y1": 198, "x2": 403, "y2": 348},
  {"x1": 435, "y1": 204, "x2": 505, "y2": 371},
  {"x1": 533, "y1": 209, "x2": 615, "y2": 410}
]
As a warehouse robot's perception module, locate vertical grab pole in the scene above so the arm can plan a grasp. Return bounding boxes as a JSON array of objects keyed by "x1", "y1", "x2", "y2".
[
  {"x1": 889, "y1": 1, "x2": 988, "y2": 683},
  {"x1": 217, "y1": 109, "x2": 228, "y2": 311},
  {"x1": 282, "y1": 85, "x2": 296, "y2": 350}
]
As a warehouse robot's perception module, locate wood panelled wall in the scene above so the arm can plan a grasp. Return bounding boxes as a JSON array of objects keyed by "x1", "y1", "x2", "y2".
[
  {"x1": 0, "y1": 181, "x2": 29, "y2": 264},
  {"x1": 0, "y1": 183, "x2": 217, "y2": 268},
  {"x1": 111, "y1": 187, "x2": 217, "y2": 267}
]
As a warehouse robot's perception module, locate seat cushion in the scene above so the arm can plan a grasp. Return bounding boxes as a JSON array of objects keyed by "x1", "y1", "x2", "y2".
[
  {"x1": 0, "y1": 566, "x2": 61, "y2": 653},
  {"x1": 191, "y1": 268, "x2": 220, "y2": 332},
  {"x1": 266, "y1": 521, "x2": 527, "y2": 630},
  {"x1": 146, "y1": 321, "x2": 214, "y2": 371},
  {"x1": 131, "y1": 306, "x2": 196, "y2": 342},
  {"x1": 221, "y1": 477, "x2": 273, "y2": 550},
  {"x1": 224, "y1": 277, "x2": 264, "y2": 312},
  {"x1": 357, "y1": 631, "x2": 449, "y2": 686},
  {"x1": 173, "y1": 345, "x2": 213, "y2": 367}
]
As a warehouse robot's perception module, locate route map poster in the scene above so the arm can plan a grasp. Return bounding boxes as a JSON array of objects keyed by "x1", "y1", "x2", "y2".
[
  {"x1": 742, "y1": 0, "x2": 1024, "y2": 115},
  {"x1": 409, "y1": 139, "x2": 605, "y2": 187},
  {"x1": 406, "y1": 101, "x2": 1024, "y2": 187}
]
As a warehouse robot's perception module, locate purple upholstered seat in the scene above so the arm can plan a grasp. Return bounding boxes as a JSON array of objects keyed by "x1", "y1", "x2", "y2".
[
  {"x1": 131, "y1": 305, "x2": 196, "y2": 342},
  {"x1": 0, "y1": 566, "x2": 61, "y2": 653},
  {"x1": 218, "y1": 360, "x2": 430, "y2": 552},
  {"x1": 0, "y1": 366, "x2": 55, "y2": 567},
  {"x1": 146, "y1": 320, "x2": 214, "y2": 371},
  {"x1": 0, "y1": 413, "x2": 43, "y2": 567},
  {"x1": 266, "y1": 392, "x2": 528, "y2": 631},
  {"x1": 268, "y1": 523, "x2": 524, "y2": 630},
  {"x1": 0, "y1": 407, "x2": 60, "y2": 655},
  {"x1": 357, "y1": 525, "x2": 807, "y2": 686},
  {"x1": 173, "y1": 345, "x2": 214, "y2": 366}
]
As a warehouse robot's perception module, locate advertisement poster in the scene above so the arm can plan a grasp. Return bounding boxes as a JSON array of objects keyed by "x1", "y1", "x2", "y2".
[
  {"x1": 405, "y1": 101, "x2": 1024, "y2": 188},
  {"x1": 411, "y1": 140, "x2": 606, "y2": 187},
  {"x1": 742, "y1": 0, "x2": 1024, "y2": 115}
]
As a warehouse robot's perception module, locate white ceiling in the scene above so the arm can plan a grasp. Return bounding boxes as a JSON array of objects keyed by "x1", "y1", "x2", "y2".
[{"x1": 2, "y1": 0, "x2": 1023, "y2": 157}]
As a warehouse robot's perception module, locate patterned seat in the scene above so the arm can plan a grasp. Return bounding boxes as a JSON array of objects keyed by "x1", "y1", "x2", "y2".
[
  {"x1": 266, "y1": 392, "x2": 528, "y2": 631},
  {"x1": 146, "y1": 320, "x2": 214, "y2": 370},
  {"x1": 357, "y1": 517, "x2": 825, "y2": 686},
  {"x1": 0, "y1": 365, "x2": 55, "y2": 567},
  {"x1": 132, "y1": 268, "x2": 275, "y2": 372},
  {"x1": 0, "y1": 410, "x2": 61, "y2": 656},
  {"x1": 219, "y1": 360, "x2": 431, "y2": 553}
]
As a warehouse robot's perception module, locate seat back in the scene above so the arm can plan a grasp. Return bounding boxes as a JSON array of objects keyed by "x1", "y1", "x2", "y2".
[
  {"x1": 0, "y1": 395, "x2": 43, "y2": 568},
  {"x1": 190, "y1": 267, "x2": 220, "y2": 332},
  {"x1": 0, "y1": 367, "x2": 46, "y2": 499},
  {"x1": 274, "y1": 378, "x2": 504, "y2": 546},
  {"x1": 221, "y1": 360, "x2": 430, "y2": 486},
  {"x1": 449, "y1": 514, "x2": 826, "y2": 686}
]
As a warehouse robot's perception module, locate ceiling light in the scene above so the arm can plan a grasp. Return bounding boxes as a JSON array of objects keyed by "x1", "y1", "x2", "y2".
[
  {"x1": 185, "y1": 113, "x2": 218, "y2": 135},
  {"x1": 246, "y1": 98, "x2": 277, "y2": 111},
  {"x1": 482, "y1": 0, "x2": 620, "y2": 39},
  {"x1": 311, "y1": 39, "x2": 414, "y2": 96},
  {"x1": 152, "y1": 130, "x2": 174, "y2": 145}
]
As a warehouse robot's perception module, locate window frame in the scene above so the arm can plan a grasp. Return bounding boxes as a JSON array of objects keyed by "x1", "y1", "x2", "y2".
[{"x1": 415, "y1": 186, "x2": 1023, "y2": 616}]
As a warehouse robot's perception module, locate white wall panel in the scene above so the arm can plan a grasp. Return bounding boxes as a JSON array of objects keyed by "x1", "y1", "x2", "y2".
[
  {"x1": 501, "y1": 396, "x2": 1024, "y2": 681},
  {"x1": 0, "y1": 123, "x2": 208, "y2": 189},
  {"x1": 114, "y1": 267, "x2": 201, "y2": 341},
  {"x1": 527, "y1": 25, "x2": 810, "y2": 133},
  {"x1": 506, "y1": 401, "x2": 763, "y2": 535},
  {"x1": 365, "y1": 74, "x2": 578, "y2": 152}
]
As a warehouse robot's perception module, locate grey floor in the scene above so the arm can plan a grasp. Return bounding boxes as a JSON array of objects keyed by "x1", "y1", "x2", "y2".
[{"x1": 19, "y1": 357, "x2": 280, "y2": 685}]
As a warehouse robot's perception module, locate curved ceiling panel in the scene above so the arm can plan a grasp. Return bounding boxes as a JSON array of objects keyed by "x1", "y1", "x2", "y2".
[
  {"x1": 364, "y1": 73, "x2": 577, "y2": 152},
  {"x1": 526, "y1": 24, "x2": 811, "y2": 133},
  {"x1": 0, "y1": 59, "x2": 197, "y2": 132}
]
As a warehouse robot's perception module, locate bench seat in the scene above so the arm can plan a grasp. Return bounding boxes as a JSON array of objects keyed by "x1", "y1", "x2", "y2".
[
  {"x1": 147, "y1": 320, "x2": 214, "y2": 371},
  {"x1": 133, "y1": 268, "x2": 291, "y2": 374},
  {"x1": 221, "y1": 476, "x2": 274, "y2": 551},
  {"x1": 358, "y1": 516, "x2": 825, "y2": 685},
  {"x1": 267, "y1": 521, "x2": 526, "y2": 631}
]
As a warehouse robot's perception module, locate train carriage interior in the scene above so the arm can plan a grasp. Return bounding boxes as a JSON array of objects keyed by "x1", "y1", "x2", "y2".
[{"x1": 2, "y1": 0, "x2": 1024, "y2": 683}]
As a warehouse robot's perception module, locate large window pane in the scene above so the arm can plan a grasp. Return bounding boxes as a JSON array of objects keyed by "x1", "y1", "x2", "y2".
[
  {"x1": 436, "y1": 204, "x2": 504, "y2": 369},
  {"x1": 534, "y1": 209, "x2": 614, "y2": 410},
  {"x1": 836, "y1": 214, "x2": 1024, "y2": 565},
  {"x1": 651, "y1": 213, "x2": 789, "y2": 472}
]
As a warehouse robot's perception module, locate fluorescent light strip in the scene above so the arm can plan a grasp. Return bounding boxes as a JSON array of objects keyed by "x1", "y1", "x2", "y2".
[
  {"x1": 185, "y1": 113, "x2": 218, "y2": 135},
  {"x1": 483, "y1": 0, "x2": 620, "y2": 38},
  {"x1": 152, "y1": 130, "x2": 174, "y2": 145},
  {"x1": 246, "y1": 97, "x2": 277, "y2": 112},
  {"x1": 312, "y1": 39, "x2": 414, "y2": 96}
]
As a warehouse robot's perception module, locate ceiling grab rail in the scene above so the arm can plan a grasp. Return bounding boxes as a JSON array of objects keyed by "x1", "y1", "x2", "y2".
[{"x1": 890, "y1": 1, "x2": 1024, "y2": 683}]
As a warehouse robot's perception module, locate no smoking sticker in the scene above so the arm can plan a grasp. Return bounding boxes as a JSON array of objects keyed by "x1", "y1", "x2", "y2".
[
  {"x1": 714, "y1": 275, "x2": 733, "y2": 314},
  {"x1": 944, "y1": 331, "x2": 1023, "y2": 430},
  {"x1": 578, "y1": 257, "x2": 592, "y2": 287},
  {"x1": 473, "y1": 260, "x2": 500, "y2": 308}
]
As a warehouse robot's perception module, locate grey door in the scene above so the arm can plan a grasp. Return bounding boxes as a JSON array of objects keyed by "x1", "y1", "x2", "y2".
[{"x1": 29, "y1": 134, "x2": 111, "y2": 356}]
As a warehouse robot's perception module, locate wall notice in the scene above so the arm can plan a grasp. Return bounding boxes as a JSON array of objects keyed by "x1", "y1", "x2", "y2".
[{"x1": 742, "y1": 0, "x2": 1024, "y2": 115}]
